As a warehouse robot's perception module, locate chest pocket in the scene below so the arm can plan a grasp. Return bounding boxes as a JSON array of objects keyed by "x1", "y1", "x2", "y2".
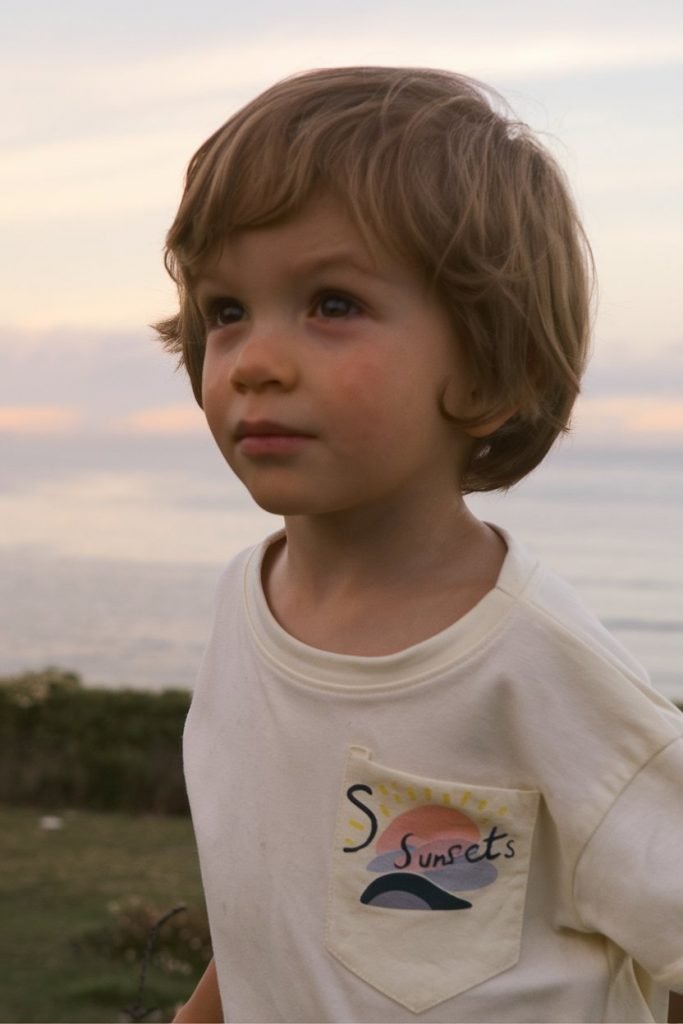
[{"x1": 325, "y1": 746, "x2": 540, "y2": 1014}]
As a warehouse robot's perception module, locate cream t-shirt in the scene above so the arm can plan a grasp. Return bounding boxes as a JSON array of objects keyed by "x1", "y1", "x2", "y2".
[{"x1": 184, "y1": 528, "x2": 683, "y2": 1022}]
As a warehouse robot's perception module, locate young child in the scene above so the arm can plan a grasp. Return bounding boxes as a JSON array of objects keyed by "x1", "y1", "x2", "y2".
[{"x1": 156, "y1": 67, "x2": 683, "y2": 1023}]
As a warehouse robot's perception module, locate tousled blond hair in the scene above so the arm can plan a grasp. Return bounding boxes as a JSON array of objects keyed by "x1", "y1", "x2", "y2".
[{"x1": 155, "y1": 66, "x2": 593, "y2": 491}]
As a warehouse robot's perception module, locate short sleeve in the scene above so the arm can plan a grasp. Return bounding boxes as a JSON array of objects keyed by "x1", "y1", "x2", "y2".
[{"x1": 574, "y1": 737, "x2": 683, "y2": 992}]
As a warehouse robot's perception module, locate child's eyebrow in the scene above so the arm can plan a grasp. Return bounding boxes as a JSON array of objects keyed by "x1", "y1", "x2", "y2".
[
  {"x1": 192, "y1": 247, "x2": 387, "y2": 294},
  {"x1": 288, "y1": 248, "x2": 384, "y2": 279}
]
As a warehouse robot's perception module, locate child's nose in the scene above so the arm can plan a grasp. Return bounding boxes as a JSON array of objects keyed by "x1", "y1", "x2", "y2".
[{"x1": 229, "y1": 324, "x2": 298, "y2": 394}]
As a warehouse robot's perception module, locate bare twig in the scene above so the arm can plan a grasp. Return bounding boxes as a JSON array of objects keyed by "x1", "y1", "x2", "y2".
[{"x1": 121, "y1": 903, "x2": 187, "y2": 1022}]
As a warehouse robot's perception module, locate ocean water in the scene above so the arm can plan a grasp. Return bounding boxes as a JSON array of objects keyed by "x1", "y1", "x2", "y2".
[
  {"x1": 0, "y1": 444, "x2": 681, "y2": 702},
  {"x1": 468, "y1": 446, "x2": 682, "y2": 703}
]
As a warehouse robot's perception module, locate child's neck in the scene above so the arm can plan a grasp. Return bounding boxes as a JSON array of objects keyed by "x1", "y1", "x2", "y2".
[{"x1": 262, "y1": 500, "x2": 507, "y2": 656}]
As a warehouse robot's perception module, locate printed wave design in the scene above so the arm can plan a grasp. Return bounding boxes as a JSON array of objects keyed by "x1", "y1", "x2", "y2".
[
  {"x1": 360, "y1": 872, "x2": 473, "y2": 910},
  {"x1": 367, "y1": 845, "x2": 497, "y2": 891}
]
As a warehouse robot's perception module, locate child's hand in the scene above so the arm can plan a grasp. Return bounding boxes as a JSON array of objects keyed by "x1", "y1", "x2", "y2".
[{"x1": 669, "y1": 990, "x2": 683, "y2": 1023}]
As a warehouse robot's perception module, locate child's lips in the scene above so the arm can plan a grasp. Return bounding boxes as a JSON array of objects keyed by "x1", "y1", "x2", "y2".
[{"x1": 234, "y1": 419, "x2": 314, "y2": 455}]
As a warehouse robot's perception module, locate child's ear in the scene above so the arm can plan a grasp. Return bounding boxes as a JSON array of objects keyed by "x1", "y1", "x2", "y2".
[
  {"x1": 441, "y1": 379, "x2": 516, "y2": 437},
  {"x1": 465, "y1": 408, "x2": 516, "y2": 439}
]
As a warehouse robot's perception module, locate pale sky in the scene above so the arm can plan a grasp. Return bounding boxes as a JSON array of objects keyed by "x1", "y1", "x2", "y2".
[
  {"x1": 1, "y1": 0, "x2": 682, "y2": 563},
  {"x1": 1, "y1": 0, "x2": 681, "y2": 337}
]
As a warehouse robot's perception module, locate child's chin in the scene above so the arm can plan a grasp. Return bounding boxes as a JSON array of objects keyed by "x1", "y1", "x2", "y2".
[{"x1": 247, "y1": 489, "x2": 317, "y2": 518}]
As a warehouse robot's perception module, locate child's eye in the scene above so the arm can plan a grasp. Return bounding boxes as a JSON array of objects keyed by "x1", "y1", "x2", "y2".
[
  {"x1": 315, "y1": 292, "x2": 361, "y2": 319},
  {"x1": 204, "y1": 298, "x2": 245, "y2": 328}
]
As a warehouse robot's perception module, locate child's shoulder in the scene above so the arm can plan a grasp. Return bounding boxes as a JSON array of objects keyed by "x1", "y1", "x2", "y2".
[
  {"x1": 506, "y1": 532, "x2": 646, "y2": 677},
  {"x1": 494, "y1": 526, "x2": 682, "y2": 730}
]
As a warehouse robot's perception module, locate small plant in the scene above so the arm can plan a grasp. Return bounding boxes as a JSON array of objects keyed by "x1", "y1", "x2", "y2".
[
  {"x1": 74, "y1": 897, "x2": 212, "y2": 1021},
  {"x1": 77, "y1": 896, "x2": 212, "y2": 975},
  {"x1": 122, "y1": 904, "x2": 193, "y2": 1023}
]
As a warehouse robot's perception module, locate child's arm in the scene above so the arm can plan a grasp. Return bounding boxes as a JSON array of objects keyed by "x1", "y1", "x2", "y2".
[
  {"x1": 670, "y1": 990, "x2": 683, "y2": 1023},
  {"x1": 172, "y1": 957, "x2": 223, "y2": 1023}
]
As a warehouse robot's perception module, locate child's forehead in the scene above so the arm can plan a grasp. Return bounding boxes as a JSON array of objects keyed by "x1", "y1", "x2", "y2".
[{"x1": 192, "y1": 193, "x2": 399, "y2": 281}]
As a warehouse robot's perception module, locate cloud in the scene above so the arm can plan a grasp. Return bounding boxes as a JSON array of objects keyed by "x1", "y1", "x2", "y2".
[
  {"x1": 2, "y1": 393, "x2": 680, "y2": 447},
  {"x1": 583, "y1": 341, "x2": 683, "y2": 397},
  {"x1": 0, "y1": 325, "x2": 190, "y2": 413},
  {"x1": 0, "y1": 131, "x2": 190, "y2": 224},
  {"x1": 6, "y1": 18, "x2": 683, "y2": 118},
  {"x1": 2, "y1": 325, "x2": 681, "y2": 446},
  {"x1": 4, "y1": 15, "x2": 682, "y2": 164},
  {"x1": 574, "y1": 394, "x2": 683, "y2": 442},
  {"x1": 0, "y1": 400, "x2": 205, "y2": 440},
  {"x1": 2, "y1": 8, "x2": 680, "y2": 341},
  {"x1": 0, "y1": 405, "x2": 83, "y2": 434},
  {"x1": 119, "y1": 405, "x2": 205, "y2": 435}
]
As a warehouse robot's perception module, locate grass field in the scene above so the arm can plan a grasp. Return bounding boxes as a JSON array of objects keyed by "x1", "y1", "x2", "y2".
[
  {"x1": 0, "y1": 805, "x2": 207, "y2": 1023},
  {"x1": 4, "y1": 803, "x2": 681, "y2": 1024}
]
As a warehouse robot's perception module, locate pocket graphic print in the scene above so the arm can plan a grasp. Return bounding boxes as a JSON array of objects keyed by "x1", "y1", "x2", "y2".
[
  {"x1": 326, "y1": 747, "x2": 540, "y2": 1013},
  {"x1": 345, "y1": 786, "x2": 515, "y2": 910}
]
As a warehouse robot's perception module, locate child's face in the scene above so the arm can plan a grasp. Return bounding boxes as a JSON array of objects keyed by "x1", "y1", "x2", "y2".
[{"x1": 194, "y1": 194, "x2": 476, "y2": 518}]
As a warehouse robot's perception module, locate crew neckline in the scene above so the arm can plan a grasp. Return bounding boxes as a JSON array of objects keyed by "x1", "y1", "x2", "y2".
[{"x1": 242, "y1": 524, "x2": 538, "y2": 693}]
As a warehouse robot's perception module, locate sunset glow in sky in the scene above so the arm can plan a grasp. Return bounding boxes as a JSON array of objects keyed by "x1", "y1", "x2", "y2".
[{"x1": 1, "y1": 0, "x2": 682, "y2": 564}]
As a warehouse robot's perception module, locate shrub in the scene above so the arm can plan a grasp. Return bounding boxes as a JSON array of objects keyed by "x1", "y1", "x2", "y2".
[{"x1": 0, "y1": 669, "x2": 191, "y2": 814}]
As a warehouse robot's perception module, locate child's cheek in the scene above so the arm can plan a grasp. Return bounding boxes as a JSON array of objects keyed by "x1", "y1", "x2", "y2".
[{"x1": 330, "y1": 350, "x2": 389, "y2": 404}]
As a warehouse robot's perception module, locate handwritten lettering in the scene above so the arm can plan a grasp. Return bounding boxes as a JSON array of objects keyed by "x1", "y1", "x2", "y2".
[
  {"x1": 343, "y1": 784, "x2": 378, "y2": 852},
  {"x1": 343, "y1": 784, "x2": 518, "y2": 863}
]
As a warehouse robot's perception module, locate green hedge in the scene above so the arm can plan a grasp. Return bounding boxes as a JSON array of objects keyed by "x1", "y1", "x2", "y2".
[
  {"x1": 0, "y1": 669, "x2": 191, "y2": 815},
  {"x1": 3, "y1": 667, "x2": 680, "y2": 817}
]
